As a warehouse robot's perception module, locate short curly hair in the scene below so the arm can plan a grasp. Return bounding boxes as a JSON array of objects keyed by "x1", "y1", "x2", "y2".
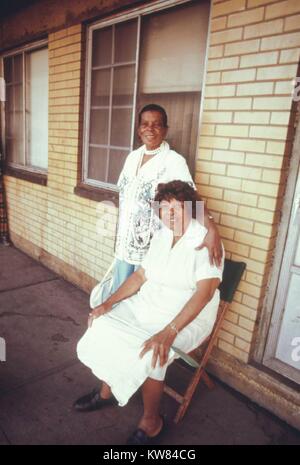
[{"x1": 154, "y1": 180, "x2": 201, "y2": 219}]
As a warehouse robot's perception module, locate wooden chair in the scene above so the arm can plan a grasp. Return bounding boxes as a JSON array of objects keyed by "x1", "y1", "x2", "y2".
[{"x1": 164, "y1": 258, "x2": 246, "y2": 423}]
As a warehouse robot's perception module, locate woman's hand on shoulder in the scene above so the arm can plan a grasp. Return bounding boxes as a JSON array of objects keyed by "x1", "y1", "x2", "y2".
[
  {"x1": 88, "y1": 301, "x2": 112, "y2": 328},
  {"x1": 196, "y1": 223, "x2": 223, "y2": 267},
  {"x1": 139, "y1": 327, "x2": 176, "y2": 369}
]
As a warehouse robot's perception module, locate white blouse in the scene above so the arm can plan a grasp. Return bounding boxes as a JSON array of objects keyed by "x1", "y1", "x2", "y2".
[{"x1": 115, "y1": 141, "x2": 194, "y2": 265}]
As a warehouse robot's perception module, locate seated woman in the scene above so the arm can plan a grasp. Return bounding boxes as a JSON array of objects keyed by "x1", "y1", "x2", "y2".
[{"x1": 75, "y1": 180, "x2": 224, "y2": 445}]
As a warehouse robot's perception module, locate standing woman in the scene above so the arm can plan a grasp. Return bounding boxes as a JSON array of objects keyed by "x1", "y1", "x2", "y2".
[{"x1": 112, "y1": 104, "x2": 222, "y2": 292}]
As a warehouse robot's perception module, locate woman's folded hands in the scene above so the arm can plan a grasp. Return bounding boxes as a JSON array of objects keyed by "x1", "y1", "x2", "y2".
[{"x1": 139, "y1": 327, "x2": 177, "y2": 369}]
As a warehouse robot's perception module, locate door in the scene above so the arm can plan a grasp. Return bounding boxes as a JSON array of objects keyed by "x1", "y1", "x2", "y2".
[{"x1": 263, "y1": 131, "x2": 300, "y2": 384}]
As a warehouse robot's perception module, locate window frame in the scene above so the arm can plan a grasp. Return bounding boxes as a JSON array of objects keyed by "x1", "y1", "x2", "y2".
[
  {"x1": 81, "y1": 0, "x2": 204, "y2": 196},
  {"x1": 1, "y1": 38, "x2": 48, "y2": 183}
]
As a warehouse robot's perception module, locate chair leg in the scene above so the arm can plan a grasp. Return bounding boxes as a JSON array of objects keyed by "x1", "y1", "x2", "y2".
[{"x1": 202, "y1": 370, "x2": 215, "y2": 390}]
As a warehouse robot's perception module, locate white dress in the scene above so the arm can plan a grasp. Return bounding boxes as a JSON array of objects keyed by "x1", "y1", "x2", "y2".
[
  {"x1": 77, "y1": 219, "x2": 224, "y2": 406},
  {"x1": 115, "y1": 140, "x2": 195, "y2": 265}
]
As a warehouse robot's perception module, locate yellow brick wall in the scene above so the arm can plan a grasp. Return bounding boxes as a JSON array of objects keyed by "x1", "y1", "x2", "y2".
[
  {"x1": 3, "y1": 1, "x2": 300, "y2": 366},
  {"x1": 198, "y1": 0, "x2": 300, "y2": 363}
]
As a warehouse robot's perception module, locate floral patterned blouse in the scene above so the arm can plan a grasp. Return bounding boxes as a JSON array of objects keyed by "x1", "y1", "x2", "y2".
[{"x1": 115, "y1": 141, "x2": 194, "y2": 265}]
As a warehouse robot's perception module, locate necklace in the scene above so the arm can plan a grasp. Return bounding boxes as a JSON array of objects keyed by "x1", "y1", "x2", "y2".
[{"x1": 144, "y1": 146, "x2": 161, "y2": 156}]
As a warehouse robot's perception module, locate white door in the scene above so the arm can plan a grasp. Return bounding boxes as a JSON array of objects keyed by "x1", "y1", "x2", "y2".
[{"x1": 263, "y1": 161, "x2": 300, "y2": 383}]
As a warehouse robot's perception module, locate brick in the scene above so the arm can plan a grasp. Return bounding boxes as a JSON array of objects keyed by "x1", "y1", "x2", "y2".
[
  {"x1": 242, "y1": 294, "x2": 260, "y2": 311},
  {"x1": 205, "y1": 85, "x2": 236, "y2": 97},
  {"x1": 261, "y1": 32, "x2": 300, "y2": 51},
  {"x1": 231, "y1": 138, "x2": 266, "y2": 153},
  {"x1": 206, "y1": 72, "x2": 221, "y2": 85},
  {"x1": 230, "y1": 302, "x2": 258, "y2": 322},
  {"x1": 224, "y1": 39, "x2": 260, "y2": 57},
  {"x1": 250, "y1": 247, "x2": 273, "y2": 263},
  {"x1": 249, "y1": 125, "x2": 288, "y2": 140},
  {"x1": 201, "y1": 124, "x2": 215, "y2": 136},
  {"x1": 266, "y1": 140, "x2": 286, "y2": 154},
  {"x1": 222, "y1": 238, "x2": 250, "y2": 257},
  {"x1": 199, "y1": 185, "x2": 223, "y2": 200},
  {"x1": 274, "y1": 80, "x2": 295, "y2": 95},
  {"x1": 210, "y1": 174, "x2": 242, "y2": 190},
  {"x1": 235, "y1": 337, "x2": 251, "y2": 352},
  {"x1": 239, "y1": 280, "x2": 262, "y2": 299},
  {"x1": 212, "y1": 0, "x2": 246, "y2": 18},
  {"x1": 234, "y1": 112, "x2": 270, "y2": 124},
  {"x1": 270, "y1": 111, "x2": 291, "y2": 125},
  {"x1": 199, "y1": 160, "x2": 226, "y2": 175},
  {"x1": 244, "y1": 19, "x2": 283, "y2": 39},
  {"x1": 210, "y1": 28, "x2": 243, "y2": 45},
  {"x1": 221, "y1": 214, "x2": 254, "y2": 232},
  {"x1": 212, "y1": 149, "x2": 245, "y2": 164},
  {"x1": 216, "y1": 125, "x2": 248, "y2": 137},
  {"x1": 218, "y1": 340, "x2": 249, "y2": 362},
  {"x1": 227, "y1": 165, "x2": 261, "y2": 180},
  {"x1": 221, "y1": 68, "x2": 256, "y2": 83},
  {"x1": 218, "y1": 329, "x2": 235, "y2": 344},
  {"x1": 245, "y1": 153, "x2": 283, "y2": 169},
  {"x1": 256, "y1": 64, "x2": 298, "y2": 81},
  {"x1": 207, "y1": 199, "x2": 238, "y2": 215},
  {"x1": 198, "y1": 148, "x2": 213, "y2": 160},
  {"x1": 234, "y1": 230, "x2": 270, "y2": 249},
  {"x1": 240, "y1": 51, "x2": 278, "y2": 68},
  {"x1": 219, "y1": 224, "x2": 235, "y2": 239},
  {"x1": 242, "y1": 179, "x2": 279, "y2": 197},
  {"x1": 248, "y1": 0, "x2": 281, "y2": 5},
  {"x1": 222, "y1": 320, "x2": 253, "y2": 342},
  {"x1": 258, "y1": 196, "x2": 278, "y2": 210},
  {"x1": 202, "y1": 111, "x2": 233, "y2": 123},
  {"x1": 238, "y1": 205, "x2": 274, "y2": 223},
  {"x1": 262, "y1": 169, "x2": 282, "y2": 183},
  {"x1": 203, "y1": 98, "x2": 218, "y2": 111},
  {"x1": 237, "y1": 82, "x2": 273, "y2": 96},
  {"x1": 207, "y1": 57, "x2": 239, "y2": 72},
  {"x1": 285, "y1": 14, "x2": 300, "y2": 31},
  {"x1": 218, "y1": 97, "x2": 252, "y2": 110},
  {"x1": 253, "y1": 96, "x2": 293, "y2": 110},
  {"x1": 199, "y1": 135, "x2": 230, "y2": 149},
  {"x1": 254, "y1": 222, "x2": 276, "y2": 237},
  {"x1": 228, "y1": 7, "x2": 264, "y2": 28},
  {"x1": 225, "y1": 309, "x2": 239, "y2": 324},
  {"x1": 49, "y1": 33, "x2": 82, "y2": 50},
  {"x1": 195, "y1": 172, "x2": 210, "y2": 185},
  {"x1": 280, "y1": 48, "x2": 300, "y2": 63},
  {"x1": 211, "y1": 17, "x2": 227, "y2": 32},
  {"x1": 266, "y1": 0, "x2": 300, "y2": 20},
  {"x1": 224, "y1": 190, "x2": 257, "y2": 207},
  {"x1": 208, "y1": 45, "x2": 224, "y2": 59}
]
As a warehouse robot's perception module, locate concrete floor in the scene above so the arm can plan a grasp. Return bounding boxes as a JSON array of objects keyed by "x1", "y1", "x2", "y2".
[{"x1": 0, "y1": 244, "x2": 299, "y2": 445}]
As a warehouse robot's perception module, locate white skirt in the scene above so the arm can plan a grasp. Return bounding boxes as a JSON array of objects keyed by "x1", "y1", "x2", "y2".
[{"x1": 77, "y1": 297, "x2": 216, "y2": 407}]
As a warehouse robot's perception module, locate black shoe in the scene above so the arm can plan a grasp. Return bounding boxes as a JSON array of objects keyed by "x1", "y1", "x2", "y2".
[
  {"x1": 73, "y1": 388, "x2": 117, "y2": 412},
  {"x1": 126, "y1": 415, "x2": 166, "y2": 445}
]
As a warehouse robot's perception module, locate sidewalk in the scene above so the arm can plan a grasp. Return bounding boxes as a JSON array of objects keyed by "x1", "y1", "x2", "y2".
[{"x1": 0, "y1": 244, "x2": 299, "y2": 445}]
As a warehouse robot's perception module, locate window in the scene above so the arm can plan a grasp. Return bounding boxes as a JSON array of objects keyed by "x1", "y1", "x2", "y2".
[
  {"x1": 3, "y1": 43, "x2": 48, "y2": 173},
  {"x1": 83, "y1": 0, "x2": 210, "y2": 191}
]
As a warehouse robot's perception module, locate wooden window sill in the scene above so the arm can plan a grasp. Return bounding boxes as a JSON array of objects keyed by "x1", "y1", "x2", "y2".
[
  {"x1": 5, "y1": 166, "x2": 47, "y2": 186},
  {"x1": 74, "y1": 183, "x2": 119, "y2": 206}
]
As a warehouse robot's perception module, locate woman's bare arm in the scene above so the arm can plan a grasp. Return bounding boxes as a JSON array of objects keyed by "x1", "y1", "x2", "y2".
[
  {"x1": 140, "y1": 277, "x2": 220, "y2": 368},
  {"x1": 88, "y1": 267, "x2": 147, "y2": 326},
  {"x1": 105, "y1": 267, "x2": 147, "y2": 308}
]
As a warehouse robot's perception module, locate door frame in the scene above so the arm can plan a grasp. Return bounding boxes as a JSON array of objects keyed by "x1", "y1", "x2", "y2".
[{"x1": 254, "y1": 108, "x2": 300, "y2": 384}]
